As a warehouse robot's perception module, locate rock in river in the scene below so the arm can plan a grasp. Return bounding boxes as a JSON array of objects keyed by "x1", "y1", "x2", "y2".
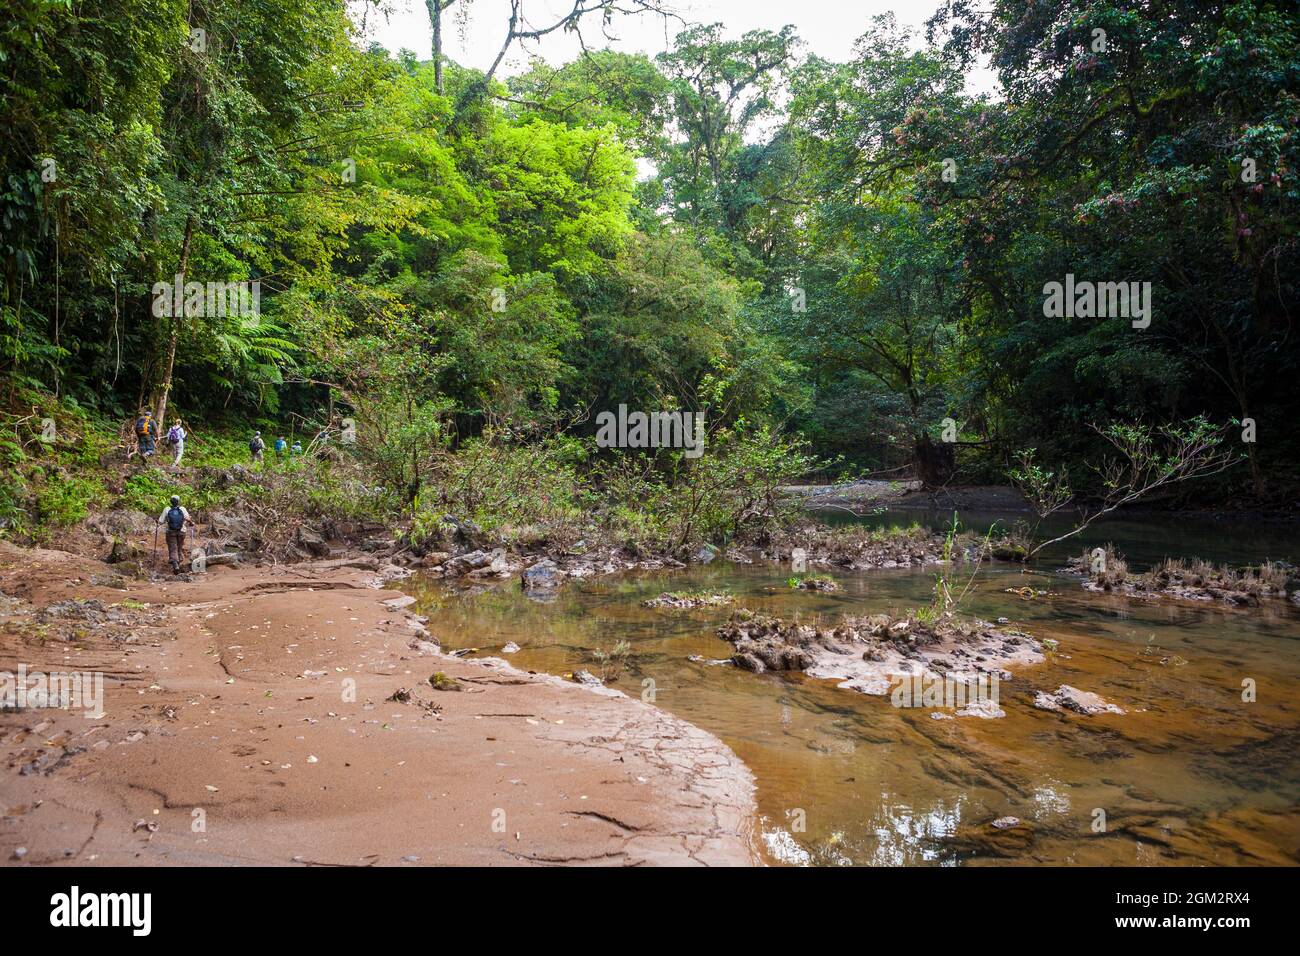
[
  {"x1": 1033, "y1": 685, "x2": 1124, "y2": 715},
  {"x1": 443, "y1": 549, "x2": 494, "y2": 575},
  {"x1": 521, "y1": 559, "x2": 562, "y2": 590}
]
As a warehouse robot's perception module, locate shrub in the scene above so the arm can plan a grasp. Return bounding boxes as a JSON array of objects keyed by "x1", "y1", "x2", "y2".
[
  {"x1": 34, "y1": 473, "x2": 107, "y2": 529},
  {"x1": 1082, "y1": 544, "x2": 1129, "y2": 588},
  {"x1": 412, "y1": 432, "x2": 595, "y2": 547},
  {"x1": 597, "y1": 423, "x2": 817, "y2": 554}
]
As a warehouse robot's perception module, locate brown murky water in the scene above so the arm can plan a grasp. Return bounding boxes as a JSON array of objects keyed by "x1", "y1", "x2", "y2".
[{"x1": 405, "y1": 516, "x2": 1300, "y2": 866}]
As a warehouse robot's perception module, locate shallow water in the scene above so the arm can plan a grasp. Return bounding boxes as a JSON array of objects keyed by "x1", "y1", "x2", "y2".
[{"x1": 405, "y1": 517, "x2": 1300, "y2": 866}]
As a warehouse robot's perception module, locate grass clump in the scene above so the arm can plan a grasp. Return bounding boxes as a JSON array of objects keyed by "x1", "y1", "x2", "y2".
[
  {"x1": 1078, "y1": 546, "x2": 1291, "y2": 604},
  {"x1": 642, "y1": 591, "x2": 735, "y2": 609},
  {"x1": 788, "y1": 574, "x2": 839, "y2": 591},
  {"x1": 589, "y1": 639, "x2": 632, "y2": 683}
]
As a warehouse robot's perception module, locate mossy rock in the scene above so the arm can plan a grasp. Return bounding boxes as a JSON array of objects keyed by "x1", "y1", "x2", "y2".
[
  {"x1": 991, "y1": 543, "x2": 1028, "y2": 562},
  {"x1": 429, "y1": 671, "x2": 462, "y2": 692}
]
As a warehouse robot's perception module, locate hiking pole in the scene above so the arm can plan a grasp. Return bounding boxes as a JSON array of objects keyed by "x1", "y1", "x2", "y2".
[{"x1": 193, "y1": 516, "x2": 206, "y2": 573}]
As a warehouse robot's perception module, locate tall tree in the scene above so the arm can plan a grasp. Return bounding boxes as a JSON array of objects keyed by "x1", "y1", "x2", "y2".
[
  {"x1": 424, "y1": 0, "x2": 460, "y2": 94},
  {"x1": 656, "y1": 23, "x2": 798, "y2": 233}
]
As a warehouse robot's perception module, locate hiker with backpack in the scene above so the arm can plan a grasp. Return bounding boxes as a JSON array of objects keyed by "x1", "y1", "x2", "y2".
[
  {"x1": 249, "y1": 431, "x2": 265, "y2": 465},
  {"x1": 167, "y1": 419, "x2": 187, "y2": 466},
  {"x1": 156, "y1": 495, "x2": 195, "y2": 574},
  {"x1": 134, "y1": 410, "x2": 158, "y2": 459},
  {"x1": 274, "y1": 435, "x2": 287, "y2": 459}
]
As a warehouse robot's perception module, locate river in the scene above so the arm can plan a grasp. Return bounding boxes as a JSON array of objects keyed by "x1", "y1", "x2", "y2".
[{"x1": 405, "y1": 510, "x2": 1300, "y2": 865}]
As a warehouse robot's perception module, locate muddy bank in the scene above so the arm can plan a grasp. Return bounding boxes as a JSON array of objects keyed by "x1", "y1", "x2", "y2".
[
  {"x1": 0, "y1": 540, "x2": 758, "y2": 866},
  {"x1": 70, "y1": 498, "x2": 1014, "y2": 605},
  {"x1": 781, "y1": 481, "x2": 1031, "y2": 514},
  {"x1": 391, "y1": 517, "x2": 978, "y2": 593},
  {"x1": 75, "y1": 504, "x2": 700, "y2": 595}
]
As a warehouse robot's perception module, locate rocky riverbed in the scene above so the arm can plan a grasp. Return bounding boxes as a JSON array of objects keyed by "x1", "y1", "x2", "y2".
[{"x1": 716, "y1": 608, "x2": 1045, "y2": 707}]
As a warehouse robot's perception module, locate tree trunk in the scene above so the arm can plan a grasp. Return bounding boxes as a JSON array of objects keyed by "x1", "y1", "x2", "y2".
[
  {"x1": 153, "y1": 214, "x2": 194, "y2": 433},
  {"x1": 1247, "y1": 442, "x2": 1264, "y2": 498},
  {"x1": 1239, "y1": 398, "x2": 1266, "y2": 498},
  {"x1": 914, "y1": 433, "x2": 954, "y2": 487},
  {"x1": 427, "y1": 0, "x2": 444, "y2": 94}
]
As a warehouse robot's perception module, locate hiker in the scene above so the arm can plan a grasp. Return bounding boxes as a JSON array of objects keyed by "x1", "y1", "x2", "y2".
[
  {"x1": 157, "y1": 495, "x2": 194, "y2": 574},
  {"x1": 134, "y1": 410, "x2": 158, "y2": 459},
  {"x1": 290, "y1": 440, "x2": 303, "y2": 456},
  {"x1": 167, "y1": 419, "x2": 187, "y2": 466},
  {"x1": 274, "y1": 435, "x2": 287, "y2": 459},
  {"x1": 249, "y1": 430, "x2": 265, "y2": 464}
]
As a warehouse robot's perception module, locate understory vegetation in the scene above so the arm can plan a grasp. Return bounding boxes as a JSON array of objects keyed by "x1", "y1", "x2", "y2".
[
  {"x1": 1, "y1": 380, "x2": 812, "y2": 556},
  {"x1": 2, "y1": 0, "x2": 1297, "y2": 546}
]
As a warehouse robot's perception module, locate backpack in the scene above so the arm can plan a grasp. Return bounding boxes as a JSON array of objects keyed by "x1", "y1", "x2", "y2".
[
  {"x1": 249, "y1": 437, "x2": 263, "y2": 452},
  {"x1": 136, "y1": 417, "x2": 151, "y2": 436},
  {"x1": 167, "y1": 425, "x2": 182, "y2": 443},
  {"x1": 166, "y1": 506, "x2": 185, "y2": 531}
]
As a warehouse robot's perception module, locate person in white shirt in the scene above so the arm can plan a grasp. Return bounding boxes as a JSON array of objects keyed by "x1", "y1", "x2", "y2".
[
  {"x1": 157, "y1": 495, "x2": 194, "y2": 573},
  {"x1": 167, "y1": 420, "x2": 187, "y2": 466}
]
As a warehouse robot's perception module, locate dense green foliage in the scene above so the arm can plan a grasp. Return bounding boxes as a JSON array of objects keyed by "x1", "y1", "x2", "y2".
[{"x1": 2, "y1": 0, "x2": 1296, "y2": 541}]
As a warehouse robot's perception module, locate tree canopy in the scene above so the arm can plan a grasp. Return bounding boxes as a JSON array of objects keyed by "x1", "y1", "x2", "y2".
[{"x1": 3, "y1": 0, "x2": 1296, "y2": 505}]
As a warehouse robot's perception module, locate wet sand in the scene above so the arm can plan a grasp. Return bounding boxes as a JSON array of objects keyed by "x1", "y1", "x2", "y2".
[{"x1": 0, "y1": 542, "x2": 758, "y2": 866}]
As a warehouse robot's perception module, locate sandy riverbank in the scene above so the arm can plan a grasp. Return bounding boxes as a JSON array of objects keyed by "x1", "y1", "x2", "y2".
[{"x1": 0, "y1": 540, "x2": 758, "y2": 866}]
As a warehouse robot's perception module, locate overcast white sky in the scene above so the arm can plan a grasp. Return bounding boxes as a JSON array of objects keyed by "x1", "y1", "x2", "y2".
[{"x1": 352, "y1": 0, "x2": 998, "y2": 94}]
